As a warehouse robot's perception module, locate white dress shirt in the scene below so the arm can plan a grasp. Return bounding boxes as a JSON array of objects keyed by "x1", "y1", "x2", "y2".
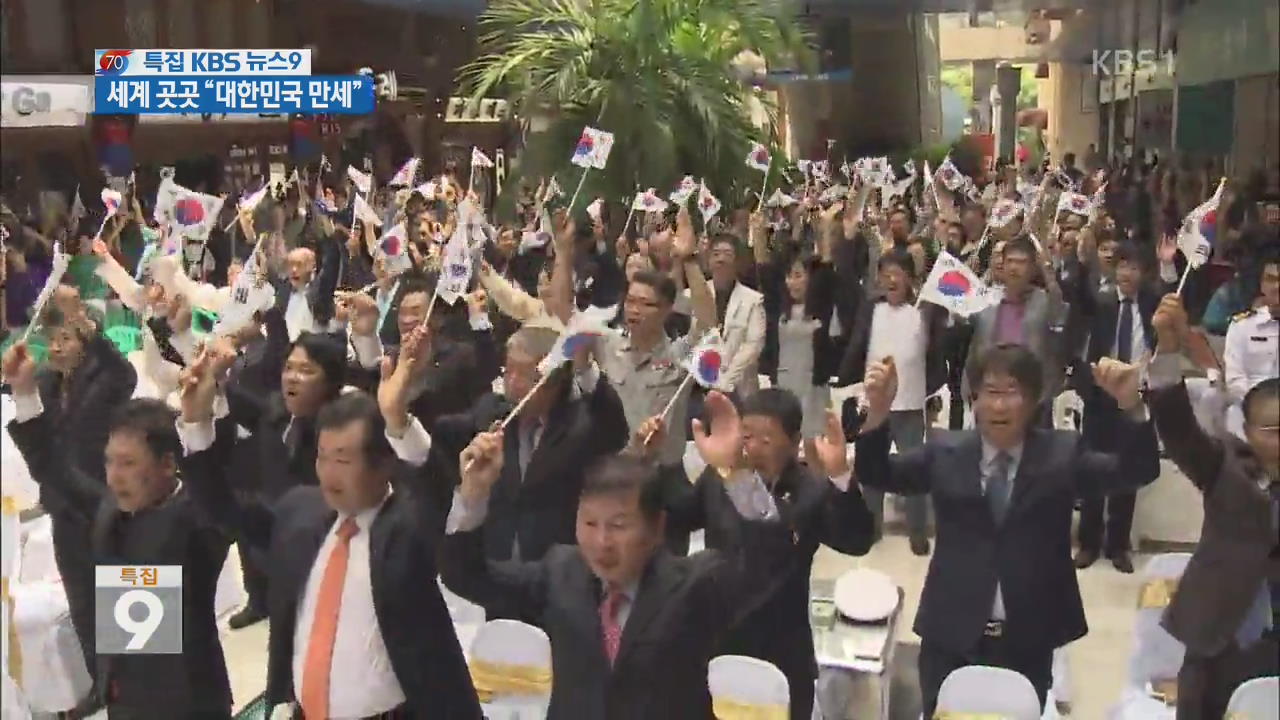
[
  {"x1": 285, "y1": 288, "x2": 317, "y2": 342},
  {"x1": 291, "y1": 498, "x2": 405, "y2": 719},
  {"x1": 1224, "y1": 307, "x2": 1280, "y2": 439},
  {"x1": 979, "y1": 440, "x2": 1023, "y2": 621},
  {"x1": 866, "y1": 302, "x2": 929, "y2": 411},
  {"x1": 1111, "y1": 294, "x2": 1147, "y2": 360}
]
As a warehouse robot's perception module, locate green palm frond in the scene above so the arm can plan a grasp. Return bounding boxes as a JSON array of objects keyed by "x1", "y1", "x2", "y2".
[{"x1": 461, "y1": 0, "x2": 812, "y2": 218}]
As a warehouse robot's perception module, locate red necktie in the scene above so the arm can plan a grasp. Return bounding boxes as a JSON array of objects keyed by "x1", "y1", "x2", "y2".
[
  {"x1": 300, "y1": 517, "x2": 359, "y2": 719},
  {"x1": 600, "y1": 589, "x2": 623, "y2": 665}
]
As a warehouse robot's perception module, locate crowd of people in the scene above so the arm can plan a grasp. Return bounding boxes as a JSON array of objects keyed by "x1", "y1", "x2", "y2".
[{"x1": 0, "y1": 144, "x2": 1277, "y2": 720}]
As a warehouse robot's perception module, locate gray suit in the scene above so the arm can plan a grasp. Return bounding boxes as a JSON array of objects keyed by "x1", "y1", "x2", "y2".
[{"x1": 963, "y1": 286, "x2": 1066, "y2": 401}]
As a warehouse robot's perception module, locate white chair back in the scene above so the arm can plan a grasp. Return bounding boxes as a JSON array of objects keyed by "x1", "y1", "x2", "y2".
[
  {"x1": 1127, "y1": 553, "x2": 1191, "y2": 688},
  {"x1": 469, "y1": 619, "x2": 552, "y2": 719},
  {"x1": 1227, "y1": 677, "x2": 1279, "y2": 720},
  {"x1": 707, "y1": 655, "x2": 790, "y2": 719},
  {"x1": 935, "y1": 665, "x2": 1041, "y2": 720}
]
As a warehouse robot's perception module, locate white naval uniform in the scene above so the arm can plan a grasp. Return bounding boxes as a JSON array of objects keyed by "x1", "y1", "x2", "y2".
[{"x1": 1223, "y1": 307, "x2": 1279, "y2": 439}]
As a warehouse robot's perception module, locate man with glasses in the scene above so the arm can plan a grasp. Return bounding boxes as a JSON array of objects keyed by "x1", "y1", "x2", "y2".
[
  {"x1": 851, "y1": 344, "x2": 1159, "y2": 716},
  {"x1": 1147, "y1": 293, "x2": 1279, "y2": 719}
]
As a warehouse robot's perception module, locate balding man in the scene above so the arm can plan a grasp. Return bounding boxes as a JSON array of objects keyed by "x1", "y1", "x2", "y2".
[{"x1": 274, "y1": 240, "x2": 342, "y2": 341}]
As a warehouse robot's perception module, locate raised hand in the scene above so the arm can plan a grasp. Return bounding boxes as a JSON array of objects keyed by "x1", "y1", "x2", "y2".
[
  {"x1": 1091, "y1": 357, "x2": 1142, "y2": 410},
  {"x1": 628, "y1": 415, "x2": 666, "y2": 459},
  {"x1": 378, "y1": 323, "x2": 429, "y2": 436},
  {"x1": 691, "y1": 391, "x2": 743, "y2": 472},
  {"x1": 348, "y1": 292, "x2": 379, "y2": 337},
  {"x1": 178, "y1": 349, "x2": 220, "y2": 423},
  {"x1": 1, "y1": 342, "x2": 38, "y2": 396},
  {"x1": 813, "y1": 410, "x2": 850, "y2": 479},
  {"x1": 1152, "y1": 293, "x2": 1189, "y2": 354},
  {"x1": 862, "y1": 357, "x2": 898, "y2": 432},
  {"x1": 673, "y1": 206, "x2": 697, "y2": 260},
  {"x1": 460, "y1": 430, "x2": 505, "y2": 499},
  {"x1": 1156, "y1": 233, "x2": 1177, "y2": 264}
]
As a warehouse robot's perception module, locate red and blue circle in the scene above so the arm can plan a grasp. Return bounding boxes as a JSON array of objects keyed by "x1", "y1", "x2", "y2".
[
  {"x1": 937, "y1": 270, "x2": 971, "y2": 297},
  {"x1": 697, "y1": 350, "x2": 722, "y2": 384},
  {"x1": 174, "y1": 197, "x2": 205, "y2": 226}
]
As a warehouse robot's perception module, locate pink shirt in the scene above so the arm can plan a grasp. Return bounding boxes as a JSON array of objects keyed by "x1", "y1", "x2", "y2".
[{"x1": 994, "y1": 297, "x2": 1027, "y2": 345}]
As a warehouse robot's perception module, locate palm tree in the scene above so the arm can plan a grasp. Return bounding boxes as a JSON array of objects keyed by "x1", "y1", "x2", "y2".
[{"x1": 460, "y1": 0, "x2": 812, "y2": 217}]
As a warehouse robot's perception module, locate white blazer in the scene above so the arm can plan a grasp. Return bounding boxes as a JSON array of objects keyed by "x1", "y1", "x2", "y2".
[{"x1": 711, "y1": 282, "x2": 766, "y2": 395}]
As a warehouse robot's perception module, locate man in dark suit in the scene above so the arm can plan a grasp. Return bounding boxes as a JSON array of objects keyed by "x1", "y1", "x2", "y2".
[
  {"x1": 176, "y1": 329, "x2": 481, "y2": 719},
  {"x1": 219, "y1": 322, "x2": 347, "y2": 629},
  {"x1": 1146, "y1": 294, "x2": 1279, "y2": 720},
  {"x1": 273, "y1": 237, "x2": 341, "y2": 342},
  {"x1": 441, "y1": 392, "x2": 794, "y2": 720},
  {"x1": 664, "y1": 388, "x2": 876, "y2": 719},
  {"x1": 852, "y1": 343, "x2": 1160, "y2": 715},
  {"x1": 430, "y1": 326, "x2": 630, "y2": 622},
  {"x1": 4, "y1": 342, "x2": 231, "y2": 719},
  {"x1": 35, "y1": 304, "x2": 137, "y2": 714},
  {"x1": 1075, "y1": 242, "x2": 1160, "y2": 572}
]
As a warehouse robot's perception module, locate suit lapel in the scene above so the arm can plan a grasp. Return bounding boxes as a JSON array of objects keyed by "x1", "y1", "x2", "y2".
[{"x1": 1007, "y1": 431, "x2": 1048, "y2": 519}]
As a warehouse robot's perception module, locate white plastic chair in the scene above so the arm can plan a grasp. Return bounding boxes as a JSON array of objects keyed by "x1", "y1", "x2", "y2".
[
  {"x1": 707, "y1": 655, "x2": 790, "y2": 719},
  {"x1": 469, "y1": 619, "x2": 552, "y2": 719},
  {"x1": 1127, "y1": 554, "x2": 1191, "y2": 688},
  {"x1": 1227, "y1": 677, "x2": 1279, "y2": 720},
  {"x1": 935, "y1": 665, "x2": 1042, "y2": 720}
]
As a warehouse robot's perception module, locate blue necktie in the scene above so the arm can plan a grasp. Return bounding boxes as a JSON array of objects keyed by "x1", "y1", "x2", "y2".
[{"x1": 987, "y1": 453, "x2": 1012, "y2": 525}]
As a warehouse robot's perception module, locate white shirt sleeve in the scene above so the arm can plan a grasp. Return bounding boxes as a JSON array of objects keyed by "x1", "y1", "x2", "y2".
[
  {"x1": 175, "y1": 394, "x2": 231, "y2": 455},
  {"x1": 385, "y1": 416, "x2": 432, "y2": 467},
  {"x1": 11, "y1": 392, "x2": 44, "y2": 424},
  {"x1": 350, "y1": 332, "x2": 384, "y2": 370},
  {"x1": 1146, "y1": 353, "x2": 1184, "y2": 390},
  {"x1": 445, "y1": 489, "x2": 489, "y2": 533},
  {"x1": 828, "y1": 469, "x2": 853, "y2": 492}
]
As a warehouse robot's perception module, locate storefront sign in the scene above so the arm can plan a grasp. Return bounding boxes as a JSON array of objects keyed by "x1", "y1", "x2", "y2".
[{"x1": 1, "y1": 76, "x2": 94, "y2": 128}]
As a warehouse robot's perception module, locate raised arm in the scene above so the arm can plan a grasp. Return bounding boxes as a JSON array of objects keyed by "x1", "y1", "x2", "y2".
[
  {"x1": 477, "y1": 260, "x2": 545, "y2": 324},
  {"x1": 852, "y1": 358, "x2": 936, "y2": 495},
  {"x1": 437, "y1": 431, "x2": 549, "y2": 618},
  {"x1": 1072, "y1": 356, "x2": 1160, "y2": 495},
  {"x1": 175, "y1": 344, "x2": 276, "y2": 549},
  {"x1": 546, "y1": 210, "x2": 575, "y2": 324},
  {"x1": 1144, "y1": 294, "x2": 1228, "y2": 492},
  {"x1": 3, "y1": 343, "x2": 110, "y2": 522},
  {"x1": 675, "y1": 207, "x2": 717, "y2": 333}
]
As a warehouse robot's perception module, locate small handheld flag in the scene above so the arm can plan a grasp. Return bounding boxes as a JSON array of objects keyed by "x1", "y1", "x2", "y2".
[
  {"x1": 766, "y1": 189, "x2": 798, "y2": 208},
  {"x1": 376, "y1": 223, "x2": 411, "y2": 273},
  {"x1": 389, "y1": 158, "x2": 420, "y2": 187},
  {"x1": 570, "y1": 127, "x2": 615, "y2": 170},
  {"x1": 1176, "y1": 178, "x2": 1225, "y2": 277},
  {"x1": 347, "y1": 166, "x2": 372, "y2": 195},
  {"x1": 471, "y1": 148, "x2": 495, "y2": 168},
  {"x1": 683, "y1": 331, "x2": 724, "y2": 388},
  {"x1": 633, "y1": 188, "x2": 669, "y2": 213},
  {"x1": 697, "y1": 182, "x2": 721, "y2": 223},
  {"x1": 746, "y1": 143, "x2": 771, "y2": 172},
  {"x1": 669, "y1": 176, "x2": 698, "y2": 205},
  {"x1": 918, "y1": 250, "x2": 998, "y2": 317}
]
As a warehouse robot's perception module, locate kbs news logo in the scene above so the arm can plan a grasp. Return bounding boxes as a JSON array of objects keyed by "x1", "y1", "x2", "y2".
[
  {"x1": 97, "y1": 50, "x2": 134, "y2": 76},
  {"x1": 1090, "y1": 49, "x2": 1175, "y2": 76}
]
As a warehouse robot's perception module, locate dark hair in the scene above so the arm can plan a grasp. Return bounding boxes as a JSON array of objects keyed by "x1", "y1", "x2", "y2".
[
  {"x1": 109, "y1": 399, "x2": 181, "y2": 463},
  {"x1": 1113, "y1": 241, "x2": 1143, "y2": 269},
  {"x1": 947, "y1": 221, "x2": 967, "y2": 245},
  {"x1": 1063, "y1": 152, "x2": 1077, "y2": 165},
  {"x1": 581, "y1": 454, "x2": 665, "y2": 523},
  {"x1": 967, "y1": 343, "x2": 1044, "y2": 405},
  {"x1": 888, "y1": 205, "x2": 914, "y2": 226},
  {"x1": 740, "y1": 388, "x2": 804, "y2": 440},
  {"x1": 878, "y1": 247, "x2": 917, "y2": 280},
  {"x1": 628, "y1": 270, "x2": 677, "y2": 306},
  {"x1": 315, "y1": 391, "x2": 395, "y2": 467},
  {"x1": 290, "y1": 332, "x2": 347, "y2": 397},
  {"x1": 962, "y1": 203, "x2": 987, "y2": 220},
  {"x1": 709, "y1": 234, "x2": 739, "y2": 255},
  {"x1": 1003, "y1": 235, "x2": 1040, "y2": 263},
  {"x1": 1243, "y1": 377, "x2": 1279, "y2": 427}
]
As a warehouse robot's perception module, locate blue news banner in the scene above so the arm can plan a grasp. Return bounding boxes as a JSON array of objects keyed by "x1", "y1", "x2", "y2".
[{"x1": 95, "y1": 75, "x2": 374, "y2": 115}]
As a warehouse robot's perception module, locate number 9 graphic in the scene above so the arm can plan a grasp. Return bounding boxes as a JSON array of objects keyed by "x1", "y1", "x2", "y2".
[{"x1": 114, "y1": 589, "x2": 164, "y2": 650}]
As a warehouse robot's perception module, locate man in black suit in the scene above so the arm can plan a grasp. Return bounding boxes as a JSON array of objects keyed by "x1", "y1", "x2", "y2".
[
  {"x1": 35, "y1": 302, "x2": 137, "y2": 714},
  {"x1": 176, "y1": 327, "x2": 481, "y2": 719},
  {"x1": 663, "y1": 388, "x2": 875, "y2": 719},
  {"x1": 852, "y1": 344, "x2": 1160, "y2": 715},
  {"x1": 1074, "y1": 242, "x2": 1160, "y2": 573},
  {"x1": 430, "y1": 326, "x2": 630, "y2": 622},
  {"x1": 4, "y1": 342, "x2": 231, "y2": 719},
  {"x1": 441, "y1": 392, "x2": 794, "y2": 719},
  {"x1": 273, "y1": 238, "x2": 341, "y2": 342},
  {"x1": 219, "y1": 321, "x2": 347, "y2": 629}
]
